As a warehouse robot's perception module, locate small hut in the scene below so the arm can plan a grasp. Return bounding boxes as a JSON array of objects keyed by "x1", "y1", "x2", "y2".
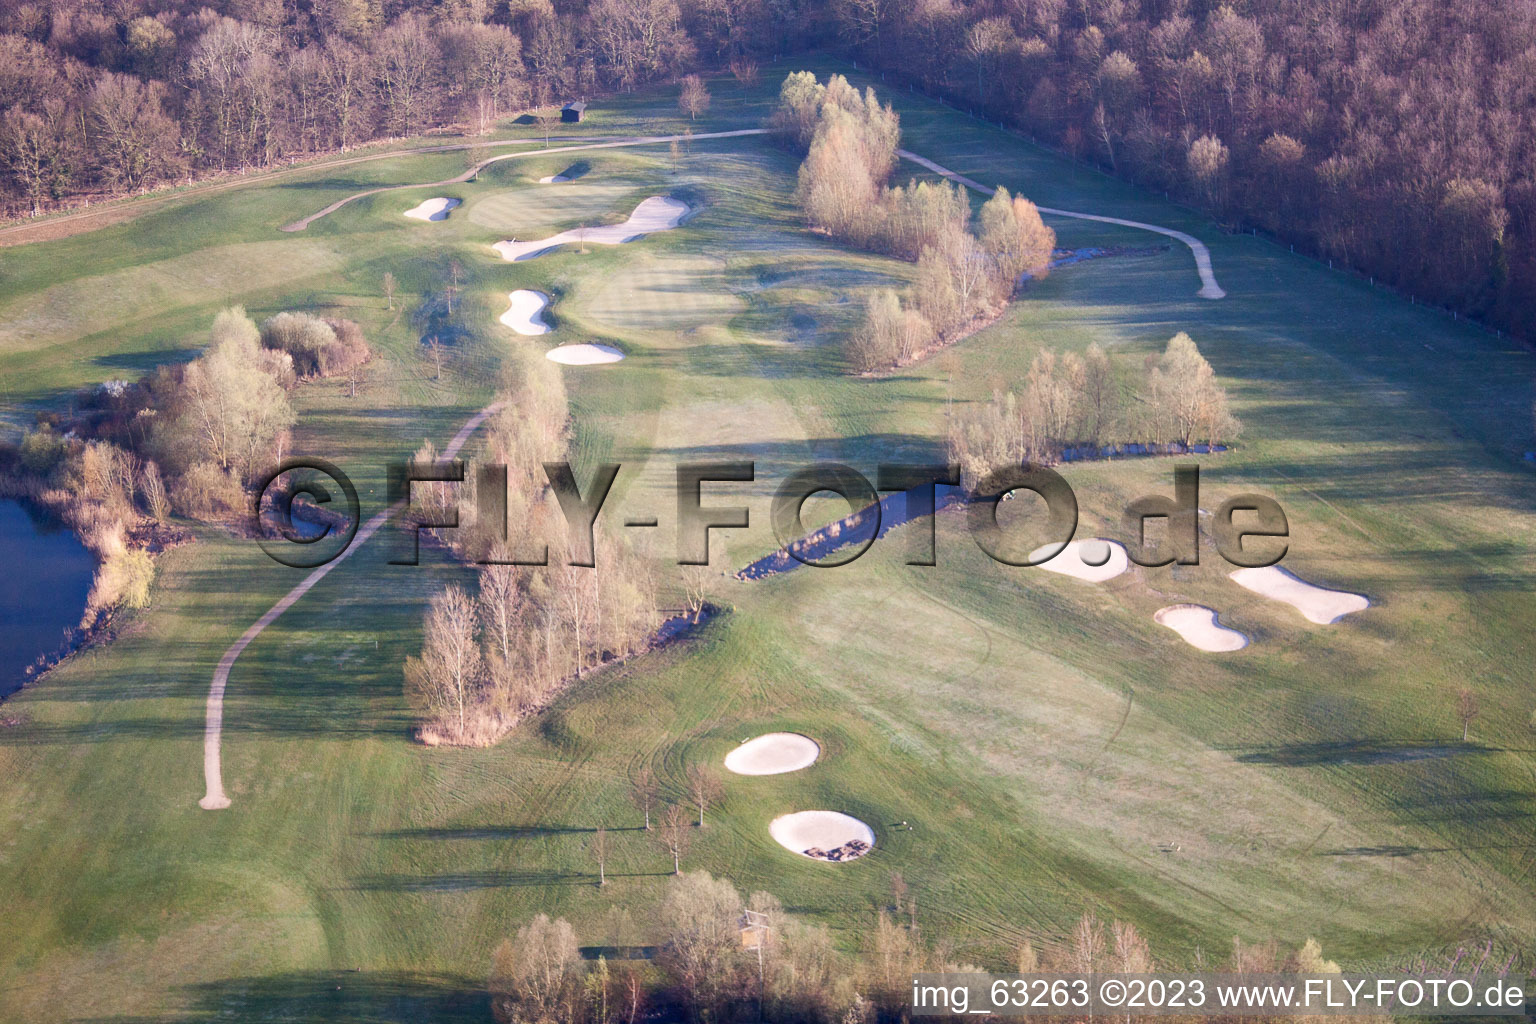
[{"x1": 562, "y1": 101, "x2": 587, "y2": 123}]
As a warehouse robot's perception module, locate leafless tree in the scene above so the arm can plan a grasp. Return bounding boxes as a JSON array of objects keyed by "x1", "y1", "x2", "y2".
[
  {"x1": 680, "y1": 565, "x2": 711, "y2": 622},
  {"x1": 489, "y1": 914, "x2": 584, "y2": 1024},
  {"x1": 631, "y1": 765, "x2": 658, "y2": 829},
  {"x1": 686, "y1": 764, "x2": 722, "y2": 827},
  {"x1": 678, "y1": 73, "x2": 711, "y2": 120},
  {"x1": 655, "y1": 803, "x2": 693, "y2": 873},
  {"x1": 730, "y1": 58, "x2": 759, "y2": 97},
  {"x1": 1457, "y1": 687, "x2": 1479, "y2": 742},
  {"x1": 447, "y1": 260, "x2": 463, "y2": 316},
  {"x1": 426, "y1": 335, "x2": 444, "y2": 380},
  {"x1": 592, "y1": 825, "x2": 609, "y2": 886},
  {"x1": 139, "y1": 461, "x2": 170, "y2": 522},
  {"x1": 404, "y1": 585, "x2": 484, "y2": 741},
  {"x1": 374, "y1": 14, "x2": 440, "y2": 136}
]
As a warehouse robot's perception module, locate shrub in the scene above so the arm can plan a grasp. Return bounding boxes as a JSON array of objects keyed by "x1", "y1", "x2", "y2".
[
  {"x1": 18, "y1": 426, "x2": 68, "y2": 475},
  {"x1": 261, "y1": 311, "x2": 337, "y2": 376},
  {"x1": 173, "y1": 461, "x2": 245, "y2": 520}
]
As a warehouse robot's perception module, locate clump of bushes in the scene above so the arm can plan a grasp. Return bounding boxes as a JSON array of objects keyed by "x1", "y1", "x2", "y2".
[
  {"x1": 0, "y1": 305, "x2": 374, "y2": 631},
  {"x1": 260, "y1": 311, "x2": 371, "y2": 378}
]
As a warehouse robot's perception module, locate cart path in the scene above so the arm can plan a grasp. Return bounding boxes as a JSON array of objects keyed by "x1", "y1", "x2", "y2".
[
  {"x1": 896, "y1": 149, "x2": 1226, "y2": 299},
  {"x1": 279, "y1": 128, "x2": 770, "y2": 231},
  {"x1": 199, "y1": 401, "x2": 503, "y2": 810}
]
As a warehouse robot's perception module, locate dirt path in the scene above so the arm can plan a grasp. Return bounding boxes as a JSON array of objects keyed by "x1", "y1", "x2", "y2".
[
  {"x1": 280, "y1": 128, "x2": 769, "y2": 231},
  {"x1": 199, "y1": 401, "x2": 503, "y2": 810},
  {"x1": 896, "y1": 149, "x2": 1226, "y2": 299}
]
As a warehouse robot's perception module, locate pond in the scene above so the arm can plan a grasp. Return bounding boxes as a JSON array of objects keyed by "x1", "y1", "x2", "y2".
[{"x1": 0, "y1": 499, "x2": 96, "y2": 698}]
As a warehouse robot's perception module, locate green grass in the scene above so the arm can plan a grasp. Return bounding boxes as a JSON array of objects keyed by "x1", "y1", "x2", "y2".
[{"x1": 3, "y1": 63, "x2": 1536, "y2": 1020}]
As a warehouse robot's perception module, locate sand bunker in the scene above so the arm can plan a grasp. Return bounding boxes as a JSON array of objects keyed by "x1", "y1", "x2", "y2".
[
  {"x1": 1029, "y1": 539, "x2": 1130, "y2": 582},
  {"x1": 725, "y1": 733, "x2": 820, "y2": 775},
  {"x1": 492, "y1": 196, "x2": 689, "y2": 261},
  {"x1": 545, "y1": 343, "x2": 624, "y2": 365},
  {"x1": 769, "y1": 811, "x2": 874, "y2": 862},
  {"x1": 538, "y1": 174, "x2": 572, "y2": 183},
  {"x1": 499, "y1": 290, "x2": 552, "y2": 335},
  {"x1": 403, "y1": 197, "x2": 460, "y2": 221},
  {"x1": 1154, "y1": 605, "x2": 1248, "y2": 652},
  {"x1": 1229, "y1": 566, "x2": 1369, "y2": 624}
]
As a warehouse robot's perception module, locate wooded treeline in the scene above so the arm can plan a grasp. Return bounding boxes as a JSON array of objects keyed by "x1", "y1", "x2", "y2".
[
  {"x1": 0, "y1": 0, "x2": 822, "y2": 216},
  {"x1": 488, "y1": 869, "x2": 1350, "y2": 1024},
  {"x1": 825, "y1": 0, "x2": 1536, "y2": 339}
]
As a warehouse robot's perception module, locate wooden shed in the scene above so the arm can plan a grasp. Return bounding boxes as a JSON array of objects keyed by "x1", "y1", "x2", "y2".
[{"x1": 562, "y1": 101, "x2": 587, "y2": 123}]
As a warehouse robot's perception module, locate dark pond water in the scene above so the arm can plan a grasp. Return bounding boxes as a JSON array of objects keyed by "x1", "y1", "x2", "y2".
[{"x1": 0, "y1": 499, "x2": 96, "y2": 697}]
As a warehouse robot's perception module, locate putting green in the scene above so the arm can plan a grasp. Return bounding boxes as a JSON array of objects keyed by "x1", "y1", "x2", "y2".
[{"x1": 466, "y1": 180, "x2": 647, "y2": 235}]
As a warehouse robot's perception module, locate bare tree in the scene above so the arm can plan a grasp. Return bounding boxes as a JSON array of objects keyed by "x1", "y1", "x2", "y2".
[
  {"x1": 1457, "y1": 687, "x2": 1479, "y2": 742},
  {"x1": 680, "y1": 565, "x2": 711, "y2": 622},
  {"x1": 1144, "y1": 332, "x2": 1240, "y2": 445},
  {"x1": 631, "y1": 765, "x2": 658, "y2": 829},
  {"x1": 404, "y1": 585, "x2": 484, "y2": 741},
  {"x1": 447, "y1": 259, "x2": 464, "y2": 316},
  {"x1": 344, "y1": 362, "x2": 366, "y2": 399},
  {"x1": 139, "y1": 461, "x2": 170, "y2": 522},
  {"x1": 88, "y1": 73, "x2": 179, "y2": 191},
  {"x1": 655, "y1": 803, "x2": 693, "y2": 873},
  {"x1": 678, "y1": 74, "x2": 711, "y2": 120},
  {"x1": 686, "y1": 764, "x2": 722, "y2": 827},
  {"x1": 1187, "y1": 134, "x2": 1229, "y2": 209},
  {"x1": 382, "y1": 271, "x2": 396, "y2": 311},
  {"x1": 490, "y1": 914, "x2": 584, "y2": 1024},
  {"x1": 426, "y1": 335, "x2": 444, "y2": 380},
  {"x1": 658, "y1": 871, "x2": 744, "y2": 1017},
  {"x1": 729, "y1": 58, "x2": 759, "y2": 99},
  {"x1": 374, "y1": 14, "x2": 440, "y2": 136},
  {"x1": 592, "y1": 825, "x2": 609, "y2": 886}
]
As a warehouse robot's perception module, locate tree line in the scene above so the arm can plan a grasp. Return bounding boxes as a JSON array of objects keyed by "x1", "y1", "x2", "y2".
[
  {"x1": 487, "y1": 868, "x2": 1352, "y2": 1024},
  {"x1": 0, "y1": 0, "x2": 824, "y2": 217},
  {"x1": 0, "y1": 306, "x2": 370, "y2": 627},
  {"x1": 823, "y1": 0, "x2": 1536, "y2": 341},
  {"x1": 948, "y1": 332, "x2": 1240, "y2": 482},
  {"x1": 773, "y1": 72, "x2": 1058, "y2": 373}
]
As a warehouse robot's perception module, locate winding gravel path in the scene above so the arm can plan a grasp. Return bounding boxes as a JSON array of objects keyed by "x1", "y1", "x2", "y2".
[
  {"x1": 199, "y1": 401, "x2": 503, "y2": 810},
  {"x1": 896, "y1": 149, "x2": 1226, "y2": 298},
  {"x1": 279, "y1": 129, "x2": 769, "y2": 231}
]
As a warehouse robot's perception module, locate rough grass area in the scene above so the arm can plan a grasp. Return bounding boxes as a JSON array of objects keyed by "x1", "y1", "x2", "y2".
[{"x1": 2, "y1": 62, "x2": 1535, "y2": 1021}]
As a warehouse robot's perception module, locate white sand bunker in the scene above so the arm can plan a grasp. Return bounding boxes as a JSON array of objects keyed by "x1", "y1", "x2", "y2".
[
  {"x1": 769, "y1": 811, "x2": 874, "y2": 862},
  {"x1": 545, "y1": 343, "x2": 624, "y2": 365},
  {"x1": 500, "y1": 290, "x2": 552, "y2": 335},
  {"x1": 492, "y1": 196, "x2": 689, "y2": 261},
  {"x1": 1029, "y1": 539, "x2": 1129, "y2": 582},
  {"x1": 403, "y1": 197, "x2": 460, "y2": 221},
  {"x1": 1230, "y1": 566, "x2": 1369, "y2": 624},
  {"x1": 538, "y1": 174, "x2": 572, "y2": 183},
  {"x1": 725, "y1": 733, "x2": 820, "y2": 776},
  {"x1": 1154, "y1": 605, "x2": 1248, "y2": 652}
]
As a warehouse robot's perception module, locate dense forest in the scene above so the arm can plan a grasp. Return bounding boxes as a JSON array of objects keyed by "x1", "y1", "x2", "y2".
[
  {"x1": 831, "y1": 0, "x2": 1536, "y2": 336},
  {"x1": 2, "y1": 0, "x2": 1535, "y2": 338}
]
